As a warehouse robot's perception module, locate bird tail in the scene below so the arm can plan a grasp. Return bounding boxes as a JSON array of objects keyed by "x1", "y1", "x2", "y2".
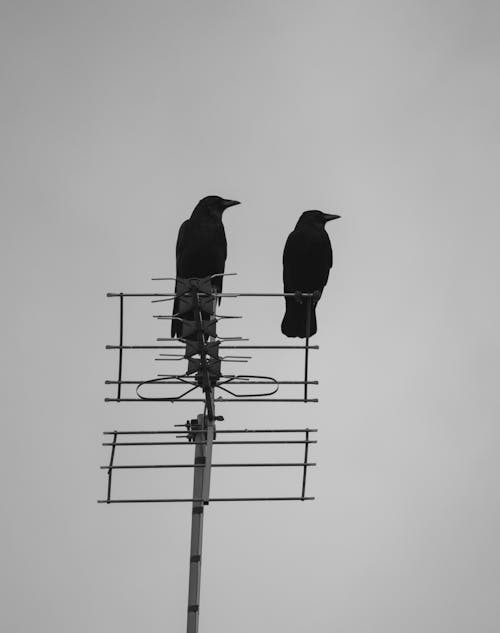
[{"x1": 281, "y1": 298, "x2": 317, "y2": 338}]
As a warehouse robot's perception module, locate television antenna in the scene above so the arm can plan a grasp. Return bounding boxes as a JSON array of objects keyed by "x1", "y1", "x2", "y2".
[{"x1": 101, "y1": 275, "x2": 320, "y2": 633}]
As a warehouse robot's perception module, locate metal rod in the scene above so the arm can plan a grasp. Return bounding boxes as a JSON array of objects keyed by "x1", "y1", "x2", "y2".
[
  {"x1": 106, "y1": 380, "x2": 318, "y2": 385},
  {"x1": 187, "y1": 290, "x2": 218, "y2": 632},
  {"x1": 107, "y1": 292, "x2": 319, "y2": 298},
  {"x1": 192, "y1": 289, "x2": 214, "y2": 421},
  {"x1": 304, "y1": 296, "x2": 311, "y2": 402},
  {"x1": 103, "y1": 428, "x2": 318, "y2": 435},
  {"x1": 98, "y1": 497, "x2": 315, "y2": 503},
  {"x1": 301, "y1": 429, "x2": 310, "y2": 499},
  {"x1": 106, "y1": 431, "x2": 118, "y2": 503},
  {"x1": 103, "y1": 440, "x2": 317, "y2": 446},
  {"x1": 105, "y1": 398, "x2": 319, "y2": 403},
  {"x1": 187, "y1": 413, "x2": 206, "y2": 633},
  {"x1": 117, "y1": 295, "x2": 124, "y2": 401},
  {"x1": 101, "y1": 462, "x2": 317, "y2": 469},
  {"x1": 106, "y1": 345, "x2": 319, "y2": 350},
  {"x1": 202, "y1": 423, "x2": 214, "y2": 505}
]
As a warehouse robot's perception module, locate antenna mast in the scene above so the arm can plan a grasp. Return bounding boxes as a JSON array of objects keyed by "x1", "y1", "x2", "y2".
[{"x1": 102, "y1": 277, "x2": 319, "y2": 632}]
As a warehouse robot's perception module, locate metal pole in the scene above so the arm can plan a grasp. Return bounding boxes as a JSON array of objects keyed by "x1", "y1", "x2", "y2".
[
  {"x1": 304, "y1": 296, "x2": 311, "y2": 402},
  {"x1": 301, "y1": 429, "x2": 310, "y2": 499},
  {"x1": 117, "y1": 294, "x2": 124, "y2": 401},
  {"x1": 187, "y1": 413, "x2": 206, "y2": 633},
  {"x1": 202, "y1": 394, "x2": 215, "y2": 505},
  {"x1": 106, "y1": 431, "x2": 118, "y2": 503},
  {"x1": 187, "y1": 284, "x2": 218, "y2": 632}
]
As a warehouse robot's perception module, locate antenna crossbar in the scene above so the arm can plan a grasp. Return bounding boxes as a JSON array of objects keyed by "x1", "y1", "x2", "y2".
[
  {"x1": 102, "y1": 428, "x2": 318, "y2": 435},
  {"x1": 106, "y1": 344, "x2": 318, "y2": 349},
  {"x1": 99, "y1": 496, "x2": 315, "y2": 503},
  {"x1": 107, "y1": 292, "x2": 319, "y2": 298},
  {"x1": 105, "y1": 398, "x2": 319, "y2": 402},
  {"x1": 101, "y1": 462, "x2": 317, "y2": 469},
  {"x1": 103, "y1": 439, "x2": 317, "y2": 446}
]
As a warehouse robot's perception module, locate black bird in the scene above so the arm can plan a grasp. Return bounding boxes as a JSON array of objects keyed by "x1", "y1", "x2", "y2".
[
  {"x1": 281, "y1": 210, "x2": 341, "y2": 338},
  {"x1": 171, "y1": 195, "x2": 240, "y2": 338}
]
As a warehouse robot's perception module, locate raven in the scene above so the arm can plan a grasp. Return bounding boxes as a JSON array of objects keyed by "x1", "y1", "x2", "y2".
[
  {"x1": 281, "y1": 210, "x2": 340, "y2": 338},
  {"x1": 171, "y1": 195, "x2": 240, "y2": 338}
]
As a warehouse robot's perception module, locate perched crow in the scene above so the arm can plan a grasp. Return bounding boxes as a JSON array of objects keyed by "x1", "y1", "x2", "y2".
[
  {"x1": 171, "y1": 195, "x2": 240, "y2": 338},
  {"x1": 281, "y1": 210, "x2": 340, "y2": 338}
]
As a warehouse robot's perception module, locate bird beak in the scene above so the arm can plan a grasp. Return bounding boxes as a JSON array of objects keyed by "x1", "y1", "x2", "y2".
[
  {"x1": 222, "y1": 199, "x2": 241, "y2": 210},
  {"x1": 323, "y1": 213, "x2": 341, "y2": 222}
]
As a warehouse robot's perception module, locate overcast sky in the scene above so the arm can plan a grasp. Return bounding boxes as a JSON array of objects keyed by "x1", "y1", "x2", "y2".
[{"x1": 2, "y1": 1, "x2": 500, "y2": 632}]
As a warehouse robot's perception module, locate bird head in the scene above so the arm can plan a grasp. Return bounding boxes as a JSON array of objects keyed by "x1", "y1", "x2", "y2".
[
  {"x1": 296, "y1": 210, "x2": 341, "y2": 228},
  {"x1": 193, "y1": 195, "x2": 240, "y2": 220}
]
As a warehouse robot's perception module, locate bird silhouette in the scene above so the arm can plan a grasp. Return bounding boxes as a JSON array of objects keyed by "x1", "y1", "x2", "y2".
[
  {"x1": 171, "y1": 196, "x2": 240, "y2": 338},
  {"x1": 281, "y1": 210, "x2": 340, "y2": 338}
]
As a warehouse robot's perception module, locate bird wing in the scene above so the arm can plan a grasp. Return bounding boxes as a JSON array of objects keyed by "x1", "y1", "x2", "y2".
[
  {"x1": 320, "y1": 231, "x2": 333, "y2": 287},
  {"x1": 175, "y1": 217, "x2": 226, "y2": 302},
  {"x1": 283, "y1": 227, "x2": 332, "y2": 292},
  {"x1": 282, "y1": 230, "x2": 302, "y2": 292},
  {"x1": 175, "y1": 219, "x2": 190, "y2": 273},
  {"x1": 210, "y1": 222, "x2": 226, "y2": 302}
]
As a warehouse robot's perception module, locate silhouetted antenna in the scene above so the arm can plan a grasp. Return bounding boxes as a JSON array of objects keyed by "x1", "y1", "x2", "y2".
[{"x1": 102, "y1": 275, "x2": 319, "y2": 633}]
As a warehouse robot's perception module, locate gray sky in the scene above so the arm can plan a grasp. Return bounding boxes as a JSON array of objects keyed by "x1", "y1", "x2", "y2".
[{"x1": 2, "y1": 1, "x2": 500, "y2": 632}]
